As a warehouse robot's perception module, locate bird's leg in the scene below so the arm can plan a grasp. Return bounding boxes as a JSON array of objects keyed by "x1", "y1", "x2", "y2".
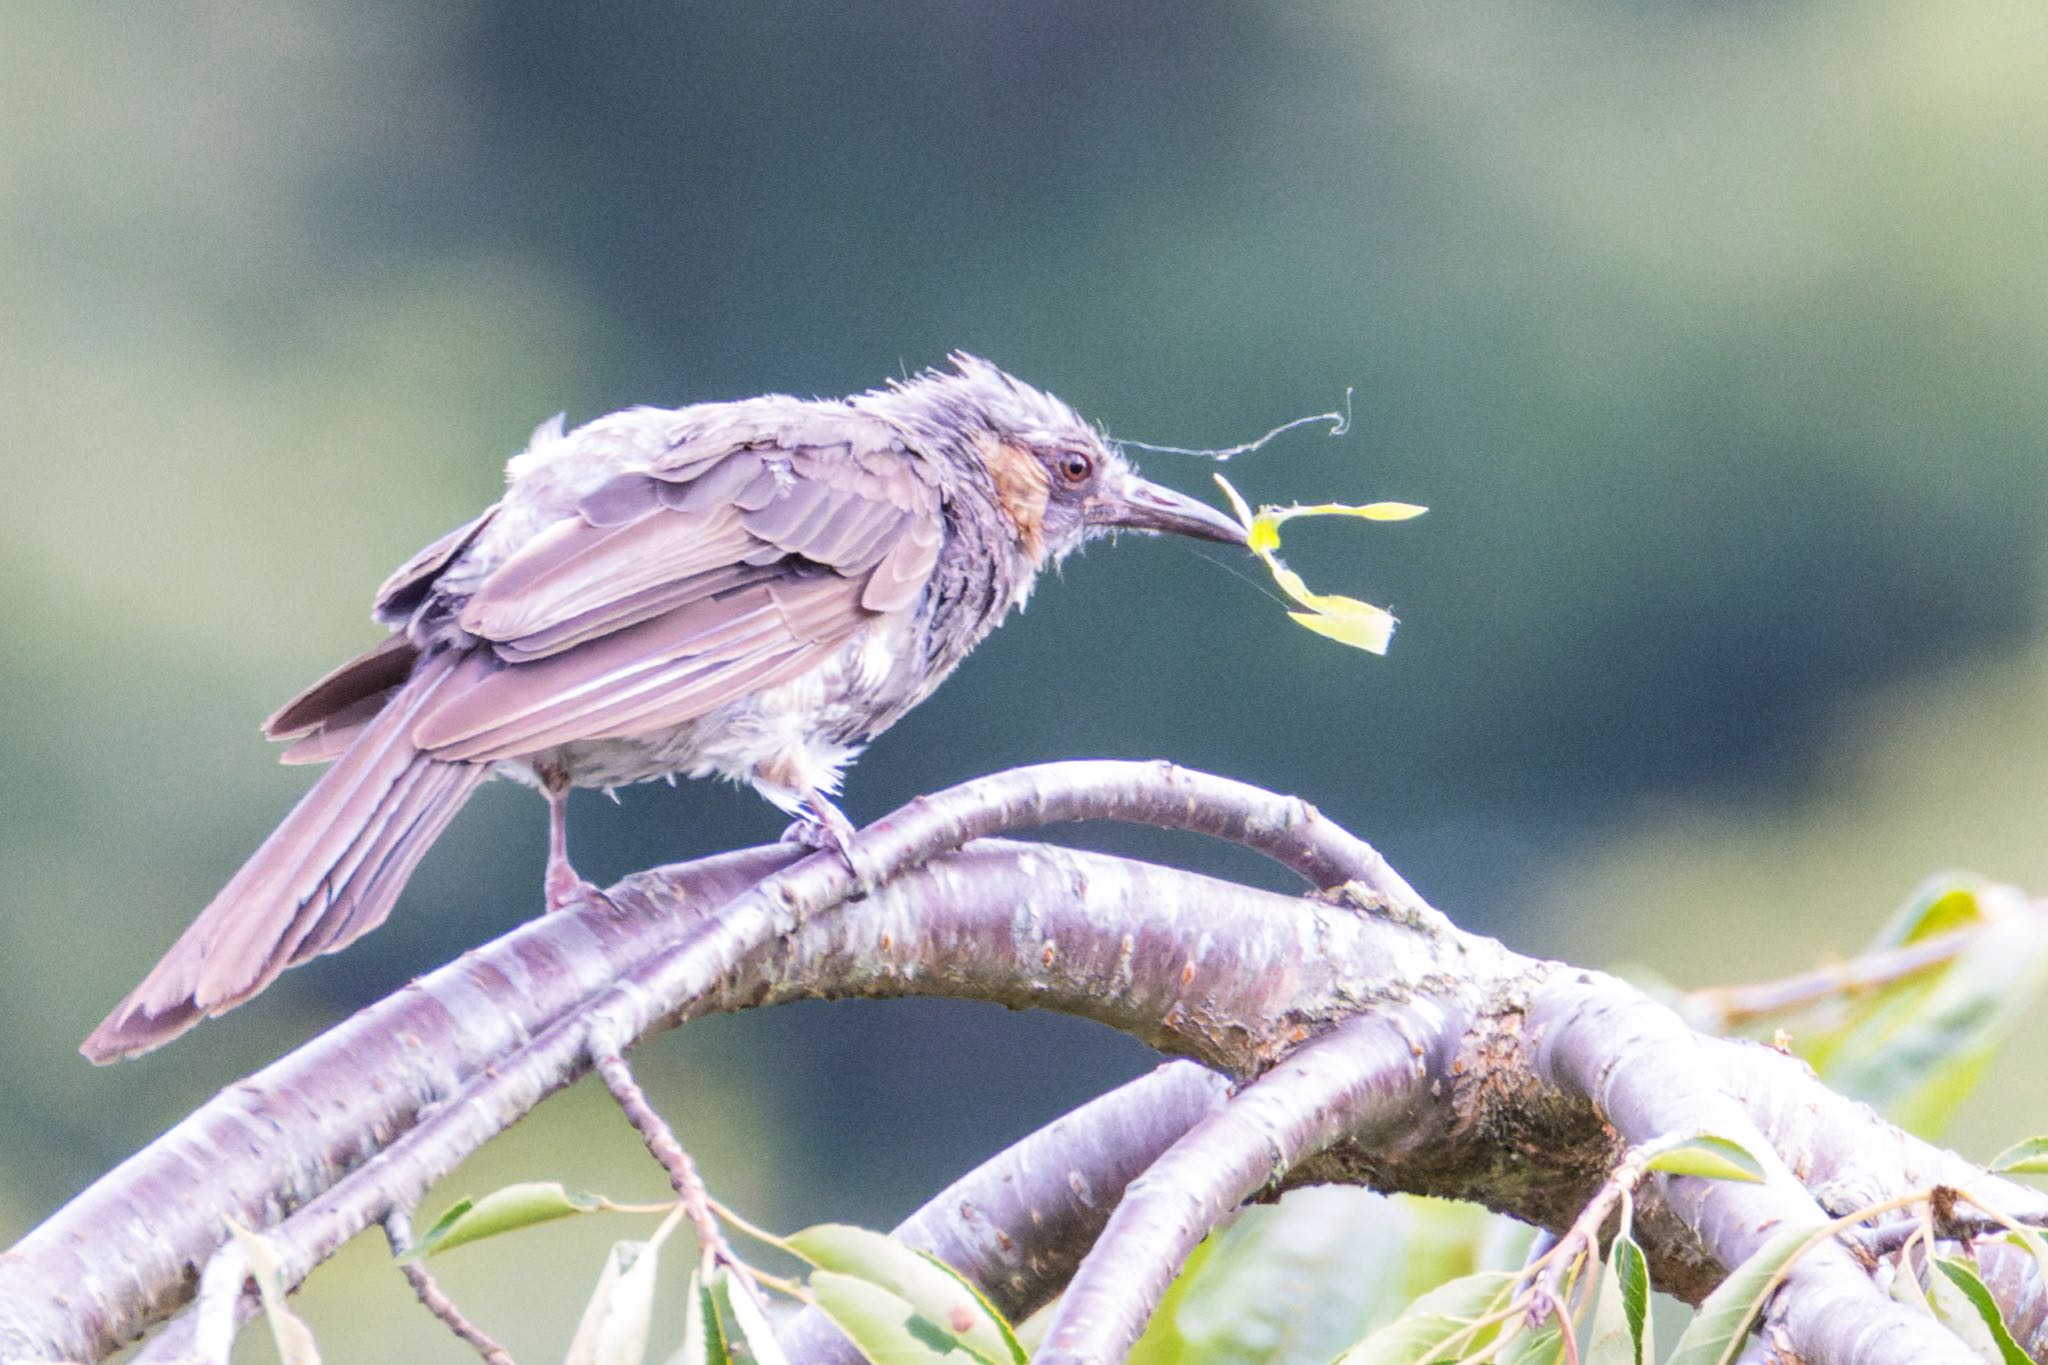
[{"x1": 539, "y1": 765, "x2": 610, "y2": 912}]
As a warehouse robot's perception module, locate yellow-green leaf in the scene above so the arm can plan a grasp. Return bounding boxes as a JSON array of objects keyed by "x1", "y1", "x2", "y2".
[
  {"x1": 1290, "y1": 607, "x2": 1396, "y2": 654},
  {"x1": 1212, "y1": 473, "x2": 1420, "y2": 656},
  {"x1": 1265, "y1": 499, "x2": 1429, "y2": 526},
  {"x1": 1333, "y1": 1269, "x2": 1518, "y2": 1364},
  {"x1": 226, "y1": 1220, "x2": 323, "y2": 1365},
  {"x1": 1988, "y1": 1136, "x2": 2048, "y2": 1175},
  {"x1": 1664, "y1": 1222, "x2": 1825, "y2": 1365},
  {"x1": 407, "y1": 1180, "x2": 608, "y2": 1259},
  {"x1": 1643, "y1": 1135, "x2": 1767, "y2": 1184},
  {"x1": 786, "y1": 1223, "x2": 1020, "y2": 1365},
  {"x1": 808, "y1": 1271, "x2": 963, "y2": 1364},
  {"x1": 1931, "y1": 1257, "x2": 2030, "y2": 1365}
]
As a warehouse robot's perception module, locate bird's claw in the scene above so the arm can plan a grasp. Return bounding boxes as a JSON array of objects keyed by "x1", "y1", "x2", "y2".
[
  {"x1": 779, "y1": 813, "x2": 855, "y2": 859},
  {"x1": 780, "y1": 800, "x2": 869, "y2": 890}
]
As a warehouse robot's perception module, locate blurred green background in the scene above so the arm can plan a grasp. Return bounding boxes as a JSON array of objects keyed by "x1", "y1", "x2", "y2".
[{"x1": 6, "y1": 2, "x2": 2048, "y2": 1357}]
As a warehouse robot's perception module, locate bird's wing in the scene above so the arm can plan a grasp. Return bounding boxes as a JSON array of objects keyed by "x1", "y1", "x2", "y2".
[{"x1": 411, "y1": 436, "x2": 943, "y2": 763}]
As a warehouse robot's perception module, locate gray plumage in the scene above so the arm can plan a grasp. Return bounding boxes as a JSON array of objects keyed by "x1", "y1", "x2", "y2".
[{"x1": 84, "y1": 354, "x2": 1244, "y2": 1061}]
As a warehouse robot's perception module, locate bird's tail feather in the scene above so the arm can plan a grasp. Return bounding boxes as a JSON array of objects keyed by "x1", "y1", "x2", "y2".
[{"x1": 82, "y1": 653, "x2": 488, "y2": 1063}]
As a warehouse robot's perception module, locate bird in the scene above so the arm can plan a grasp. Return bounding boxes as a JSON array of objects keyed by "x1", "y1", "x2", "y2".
[{"x1": 83, "y1": 354, "x2": 1247, "y2": 1062}]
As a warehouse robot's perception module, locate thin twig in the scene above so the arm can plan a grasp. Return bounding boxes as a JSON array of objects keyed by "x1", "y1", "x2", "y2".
[
  {"x1": 1682, "y1": 928, "x2": 1977, "y2": 1031},
  {"x1": 381, "y1": 1210, "x2": 516, "y2": 1365},
  {"x1": 592, "y1": 1049, "x2": 738, "y2": 1279},
  {"x1": 1847, "y1": 1194, "x2": 2048, "y2": 1261},
  {"x1": 1525, "y1": 1171, "x2": 1638, "y2": 1327}
]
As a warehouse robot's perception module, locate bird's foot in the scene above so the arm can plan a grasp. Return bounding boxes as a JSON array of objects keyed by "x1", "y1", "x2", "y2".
[
  {"x1": 780, "y1": 794, "x2": 862, "y2": 879},
  {"x1": 544, "y1": 859, "x2": 619, "y2": 914},
  {"x1": 779, "y1": 813, "x2": 855, "y2": 859}
]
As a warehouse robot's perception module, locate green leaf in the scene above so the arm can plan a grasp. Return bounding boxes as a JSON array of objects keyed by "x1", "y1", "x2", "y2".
[
  {"x1": 1643, "y1": 1135, "x2": 1767, "y2": 1184},
  {"x1": 1131, "y1": 1190, "x2": 1514, "y2": 1365},
  {"x1": 1988, "y1": 1136, "x2": 2048, "y2": 1175},
  {"x1": 565, "y1": 1238, "x2": 662, "y2": 1365},
  {"x1": 1499, "y1": 1315, "x2": 1568, "y2": 1365},
  {"x1": 709, "y1": 1272, "x2": 793, "y2": 1365},
  {"x1": 1123, "y1": 1232, "x2": 1219, "y2": 1365},
  {"x1": 663, "y1": 1270, "x2": 726, "y2": 1365},
  {"x1": 407, "y1": 1180, "x2": 607, "y2": 1259},
  {"x1": 226, "y1": 1219, "x2": 323, "y2": 1365},
  {"x1": 1931, "y1": 1257, "x2": 2029, "y2": 1364},
  {"x1": 786, "y1": 1224, "x2": 1018, "y2": 1364},
  {"x1": 1583, "y1": 1235, "x2": 1649, "y2": 1365},
  {"x1": 1332, "y1": 1269, "x2": 1518, "y2": 1364},
  {"x1": 1664, "y1": 1222, "x2": 1824, "y2": 1365},
  {"x1": 1615, "y1": 1236, "x2": 1649, "y2": 1356},
  {"x1": 808, "y1": 1270, "x2": 972, "y2": 1363},
  {"x1": 1800, "y1": 909, "x2": 2048, "y2": 1137},
  {"x1": 1873, "y1": 878, "x2": 1988, "y2": 949}
]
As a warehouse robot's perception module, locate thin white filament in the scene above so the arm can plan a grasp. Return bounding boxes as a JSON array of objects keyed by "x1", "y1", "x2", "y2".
[{"x1": 1114, "y1": 387, "x2": 1352, "y2": 462}]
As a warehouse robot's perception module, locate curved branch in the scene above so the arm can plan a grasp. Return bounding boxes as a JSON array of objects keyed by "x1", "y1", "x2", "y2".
[
  {"x1": 0, "y1": 846, "x2": 794, "y2": 1363},
  {"x1": 5, "y1": 761, "x2": 1414, "y2": 1361},
  {"x1": 1033, "y1": 1014, "x2": 1441, "y2": 1365},
  {"x1": 4, "y1": 762, "x2": 2039, "y2": 1365},
  {"x1": 779, "y1": 1060, "x2": 1234, "y2": 1363},
  {"x1": 1530, "y1": 972, "x2": 1983, "y2": 1365}
]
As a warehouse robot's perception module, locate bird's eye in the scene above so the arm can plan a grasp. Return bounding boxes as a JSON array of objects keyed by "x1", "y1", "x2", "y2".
[{"x1": 1057, "y1": 451, "x2": 1094, "y2": 485}]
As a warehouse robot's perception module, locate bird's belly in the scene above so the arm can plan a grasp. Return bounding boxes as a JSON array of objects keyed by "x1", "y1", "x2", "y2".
[{"x1": 518, "y1": 613, "x2": 927, "y2": 807}]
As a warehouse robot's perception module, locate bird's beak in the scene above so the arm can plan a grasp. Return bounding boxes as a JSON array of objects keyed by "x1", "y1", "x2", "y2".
[{"x1": 1090, "y1": 475, "x2": 1248, "y2": 545}]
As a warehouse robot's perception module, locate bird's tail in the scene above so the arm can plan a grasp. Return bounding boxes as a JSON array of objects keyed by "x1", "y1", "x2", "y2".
[{"x1": 82, "y1": 653, "x2": 489, "y2": 1062}]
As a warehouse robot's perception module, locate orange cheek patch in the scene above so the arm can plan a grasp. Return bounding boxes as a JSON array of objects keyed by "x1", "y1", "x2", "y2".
[{"x1": 983, "y1": 437, "x2": 1050, "y2": 563}]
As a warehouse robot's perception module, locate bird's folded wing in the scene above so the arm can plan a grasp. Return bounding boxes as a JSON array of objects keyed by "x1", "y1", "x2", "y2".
[{"x1": 412, "y1": 441, "x2": 942, "y2": 763}]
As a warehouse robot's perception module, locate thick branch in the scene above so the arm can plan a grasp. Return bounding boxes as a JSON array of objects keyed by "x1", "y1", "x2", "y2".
[
  {"x1": 779, "y1": 1061, "x2": 1234, "y2": 1363},
  {"x1": 1531, "y1": 972, "x2": 1980, "y2": 1365},
  {"x1": 1034, "y1": 1014, "x2": 1440, "y2": 1365},
  {"x1": 3, "y1": 763, "x2": 2038, "y2": 1365},
  {"x1": 6, "y1": 762, "x2": 1397, "y2": 1361}
]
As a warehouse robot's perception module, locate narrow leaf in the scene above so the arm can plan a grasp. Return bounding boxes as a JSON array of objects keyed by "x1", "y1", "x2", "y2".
[
  {"x1": 408, "y1": 1180, "x2": 607, "y2": 1259},
  {"x1": 1873, "y1": 879, "x2": 1988, "y2": 949},
  {"x1": 1583, "y1": 1234, "x2": 1650, "y2": 1365},
  {"x1": 1333, "y1": 1269, "x2": 1517, "y2": 1364},
  {"x1": 1932, "y1": 1258, "x2": 2030, "y2": 1365},
  {"x1": 662, "y1": 1270, "x2": 723, "y2": 1365},
  {"x1": 565, "y1": 1238, "x2": 662, "y2": 1365},
  {"x1": 1212, "y1": 472, "x2": 1418, "y2": 656},
  {"x1": 226, "y1": 1220, "x2": 323, "y2": 1365},
  {"x1": 1664, "y1": 1222, "x2": 1824, "y2": 1365},
  {"x1": 1265, "y1": 499, "x2": 1429, "y2": 526},
  {"x1": 787, "y1": 1224, "x2": 1018, "y2": 1364},
  {"x1": 807, "y1": 1270, "x2": 963, "y2": 1363},
  {"x1": 1988, "y1": 1136, "x2": 2048, "y2": 1175},
  {"x1": 1809, "y1": 914, "x2": 2048, "y2": 1135},
  {"x1": 711, "y1": 1272, "x2": 794, "y2": 1365},
  {"x1": 1643, "y1": 1135, "x2": 1767, "y2": 1184},
  {"x1": 1289, "y1": 606, "x2": 1396, "y2": 654}
]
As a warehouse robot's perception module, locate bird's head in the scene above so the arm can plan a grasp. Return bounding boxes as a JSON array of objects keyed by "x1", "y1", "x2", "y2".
[{"x1": 879, "y1": 353, "x2": 1246, "y2": 567}]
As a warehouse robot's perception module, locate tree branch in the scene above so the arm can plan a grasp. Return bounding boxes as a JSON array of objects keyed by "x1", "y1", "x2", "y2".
[
  {"x1": 778, "y1": 1060, "x2": 1234, "y2": 1363},
  {"x1": 2, "y1": 762, "x2": 2039, "y2": 1365},
  {"x1": 1033, "y1": 1014, "x2": 1440, "y2": 1364}
]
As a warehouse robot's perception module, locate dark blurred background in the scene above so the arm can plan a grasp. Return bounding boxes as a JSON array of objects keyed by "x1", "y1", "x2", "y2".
[{"x1": 6, "y1": 2, "x2": 2048, "y2": 1357}]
